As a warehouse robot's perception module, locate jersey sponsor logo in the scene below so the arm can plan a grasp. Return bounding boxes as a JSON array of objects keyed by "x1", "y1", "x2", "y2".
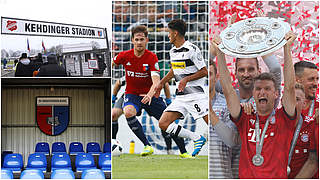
[
  {"x1": 247, "y1": 128, "x2": 269, "y2": 142},
  {"x1": 143, "y1": 64, "x2": 149, "y2": 71},
  {"x1": 126, "y1": 62, "x2": 131, "y2": 66},
  {"x1": 127, "y1": 70, "x2": 149, "y2": 78},
  {"x1": 171, "y1": 62, "x2": 186, "y2": 69},
  {"x1": 36, "y1": 97, "x2": 70, "y2": 136},
  {"x1": 141, "y1": 107, "x2": 196, "y2": 151},
  {"x1": 301, "y1": 133, "x2": 309, "y2": 142}
]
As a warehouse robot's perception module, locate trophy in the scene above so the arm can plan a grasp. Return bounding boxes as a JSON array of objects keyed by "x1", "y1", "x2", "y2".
[{"x1": 219, "y1": 17, "x2": 291, "y2": 58}]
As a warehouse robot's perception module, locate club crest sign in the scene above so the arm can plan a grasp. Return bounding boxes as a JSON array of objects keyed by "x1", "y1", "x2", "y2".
[{"x1": 36, "y1": 97, "x2": 70, "y2": 136}]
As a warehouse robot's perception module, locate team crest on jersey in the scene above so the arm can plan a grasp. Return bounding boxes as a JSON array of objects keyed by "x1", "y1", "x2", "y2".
[
  {"x1": 126, "y1": 62, "x2": 131, "y2": 66},
  {"x1": 304, "y1": 116, "x2": 314, "y2": 123},
  {"x1": 143, "y1": 64, "x2": 149, "y2": 71},
  {"x1": 36, "y1": 97, "x2": 70, "y2": 136},
  {"x1": 250, "y1": 119, "x2": 255, "y2": 125},
  {"x1": 301, "y1": 133, "x2": 309, "y2": 142},
  {"x1": 171, "y1": 62, "x2": 186, "y2": 69}
]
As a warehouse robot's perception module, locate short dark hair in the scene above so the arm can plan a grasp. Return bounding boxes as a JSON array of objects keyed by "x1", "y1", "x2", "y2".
[
  {"x1": 131, "y1": 25, "x2": 148, "y2": 38},
  {"x1": 235, "y1": 57, "x2": 259, "y2": 70},
  {"x1": 253, "y1": 72, "x2": 277, "y2": 90},
  {"x1": 294, "y1": 61, "x2": 318, "y2": 77},
  {"x1": 168, "y1": 19, "x2": 186, "y2": 36},
  {"x1": 209, "y1": 59, "x2": 217, "y2": 75}
]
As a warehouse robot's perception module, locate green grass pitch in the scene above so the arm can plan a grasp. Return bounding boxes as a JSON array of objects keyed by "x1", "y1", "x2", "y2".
[{"x1": 112, "y1": 154, "x2": 208, "y2": 179}]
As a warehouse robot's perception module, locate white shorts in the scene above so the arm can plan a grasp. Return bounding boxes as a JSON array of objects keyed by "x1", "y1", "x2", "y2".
[{"x1": 164, "y1": 95, "x2": 208, "y2": 120}]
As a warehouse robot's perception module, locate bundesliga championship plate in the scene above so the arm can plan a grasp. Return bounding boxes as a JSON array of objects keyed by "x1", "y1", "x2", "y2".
[{"x1": 219, "y1": 17, "x2": 291, "y2": 58}]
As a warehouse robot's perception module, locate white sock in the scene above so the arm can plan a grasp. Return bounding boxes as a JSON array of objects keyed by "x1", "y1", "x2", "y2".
[{"x1": 166, "y1": 123, "x2": 201, "y2": 141}]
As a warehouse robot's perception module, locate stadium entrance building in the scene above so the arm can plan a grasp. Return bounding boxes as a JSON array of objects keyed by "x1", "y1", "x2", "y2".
[
  {"x1": 62, "y1": 44, "x2": 111, "y2": 77},
  {"x1": 1, "y1": 17, "x2": 111, "y2": 77},
  {"x1": 1, "y1": 78, "x2": 111, "y2": 178}
]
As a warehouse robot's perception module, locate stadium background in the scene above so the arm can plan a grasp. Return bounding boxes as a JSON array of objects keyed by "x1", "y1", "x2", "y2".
[
  {"x1": 112, "y1": 1, "x2": 209, "y2": 155},
  {"x1": 1, "y1": 79, "x2": 111, "y2": 171}
]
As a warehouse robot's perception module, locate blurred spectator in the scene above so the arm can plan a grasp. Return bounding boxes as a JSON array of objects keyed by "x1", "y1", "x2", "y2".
[
  {"x1": 113, "y1": 1, "x2": 134, "y2": 32},
  {"x1": 93, "y1": 54, "x2": 107, "y2": 77},
  {"x1": 127, "y1": 2, "x2": 168, "y2": 32},
  {"x1": 37, "y1": 53, "x2": 67, "y2": 77},
  {"x1": 15, "y1": 53, "x2": 35, "y2": 77},
  {"x1": 3, "y1": 58, "x2": 7, "y2": 69}
]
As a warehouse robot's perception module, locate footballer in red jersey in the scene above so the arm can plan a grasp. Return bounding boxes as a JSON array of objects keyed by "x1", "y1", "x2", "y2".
[
  {"x1": 114, "y1": 48, "x2": 159, "y2": 96},
  {"x1": 288, "y1": 84, "x2": 317, "y2": 178},
  {"x1": 212, "y1": 31, "x2": 297, "y2": 178},
  {"x1": 112, "y1": 25, "x2": 165, "y2": 156},
  {"x1": 294, "y1": 61, "x2": 319, "y2": 178}
]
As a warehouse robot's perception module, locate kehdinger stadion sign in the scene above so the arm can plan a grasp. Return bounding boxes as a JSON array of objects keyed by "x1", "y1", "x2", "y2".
[
  {"x1": 36, "y1": 97, "x2": 70, "y2": 136},
  {"x1": 1, "y1": 17, "x2": 105, "y2": 39}
]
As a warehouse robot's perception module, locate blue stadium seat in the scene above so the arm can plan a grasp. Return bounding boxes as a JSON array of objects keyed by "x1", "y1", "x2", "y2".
[
  {"x1": 86, "y1": 142, "x2": 102, "y2": 154},
  {"x1": 20, "y1": 169, "x2": 44, "y2": 179},
  {"x1": 52, "y1": 142, "x2": 67, "y2": 154},
  {"x1": 99, "y1": 153, "x2": 111, "y2": 172},
  {"x1": 69, "y1": 142, "x2": 84, "y2": 155},
  {"x1": 1, "y1": 169, "x2": 13, "y2": 179},
  {"x1": 81, "y1": 169, "x2": 105, "y2": 179},
  {"x1": 35, "y1": 142, "x2": 50, "y2": 155},
  {"x1": 51, "y1": 153, "x2": 72, "y2": 171},
  {"x1": 2, "y1": 151, "x2": 13, "y2": 167},
  {"x1": 26, "y1": 153, "x2": 47, "y2": 172},
  {"x1": 2, "y1": 153, "x2": 23, "y2": 172},
  {"x1": 103, "y1": 142, "x2": 111, "y2": 153},
  {"x1": 75, "y1": 153, "x2": 96, "y2": 172},
  {"x1": 51, "y1": 169, "x2": 75, "y2": 179}
]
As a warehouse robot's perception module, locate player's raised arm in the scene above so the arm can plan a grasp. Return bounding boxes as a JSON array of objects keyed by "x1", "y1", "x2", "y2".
[
  {"x1": 282, "y1": 31, "x2": 297, "y2": 117},
  {"x1": 213, "y1": 37, "x2": 241, "y2": 119}
]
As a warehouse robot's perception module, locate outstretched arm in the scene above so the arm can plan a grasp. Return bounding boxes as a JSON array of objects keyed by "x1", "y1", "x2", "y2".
[
  {"x1": 282, "y1": 31, "x2": 297, "y2": 117},
  {"x1": 213, "y1": 37, "x2": 241, "y2": 119}
]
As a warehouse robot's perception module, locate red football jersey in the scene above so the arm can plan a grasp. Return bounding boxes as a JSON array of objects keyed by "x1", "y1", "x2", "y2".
[
  {"x1": 288, "y1": 116, "x2": 316, "y2": 178},
  {"x1": 301, "y1": 94, "x2": 319, "y2": 118},
  {"x1": 114, "y1": 49, "x2": 159, "y2": 95},
  {"x1": 231, "y1": 107, "x2": 296, "y2": 178},
  {"x1": 311, "y1": 122, "x2": 319, "y2": 179}
]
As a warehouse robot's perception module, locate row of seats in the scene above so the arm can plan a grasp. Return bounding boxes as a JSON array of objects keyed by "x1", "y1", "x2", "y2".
[
  {"x1": 1, "y1": 168, "x2": 106, "y2": 179},
  {"x1": 36, "y1": 142, "x2": 111, "y2": 155},
  {"x1": 2, "y1": 153, "x2": 111, "y2": 173}
]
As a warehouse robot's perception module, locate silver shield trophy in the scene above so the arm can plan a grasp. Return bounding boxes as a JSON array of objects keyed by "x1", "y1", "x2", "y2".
[{"x1": 219, "y1": 17, "x2": 291, "y2": 58}]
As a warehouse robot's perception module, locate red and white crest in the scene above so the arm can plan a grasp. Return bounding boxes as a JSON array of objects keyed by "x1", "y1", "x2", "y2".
[{"x1": 6, "y1": 20, "x2": 17, "y2": 31}]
